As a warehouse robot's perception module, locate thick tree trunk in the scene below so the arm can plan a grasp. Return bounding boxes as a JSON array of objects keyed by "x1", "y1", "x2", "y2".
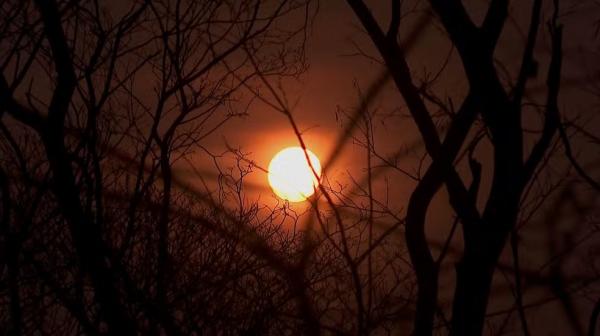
[
  {"x1": 6, "y1": 240, "x2": 23, "y2": 336},
  {"x1": 42, "y1": 132, "x2": 136, "y2": 334},
  {"x1": 155, "y1": 146, "x2": 173, "y2": 335},
  {"x1": 450, "y1": 215, "x2": 514, "y2": 336},
  {"x1": 405, "y1": 165, "x2": 447, "y2": 336},
  {"x1": 450, "y1": 251, "x2": 497, "y2": 336}
]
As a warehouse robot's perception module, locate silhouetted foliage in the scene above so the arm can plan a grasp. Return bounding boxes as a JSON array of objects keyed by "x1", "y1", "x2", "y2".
[{"x1": 1, "y1": 0, "x2": 599, "y2": 335}]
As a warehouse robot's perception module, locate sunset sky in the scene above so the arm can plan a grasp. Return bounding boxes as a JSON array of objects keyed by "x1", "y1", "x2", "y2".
[
  {"x1": 2, "y1": 0, "x2": 599, "y2": 334},
  {"x1": 189, "y1": 2, "x2": 600, "y2": 332},
  {"x1": 190, "y1": 0, "x2": 599, "y2": 209}
]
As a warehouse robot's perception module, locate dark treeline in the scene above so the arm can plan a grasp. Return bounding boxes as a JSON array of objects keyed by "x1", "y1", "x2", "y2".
[{"x1": 1, "y1": 0, "x2": 599, "y2": 335}]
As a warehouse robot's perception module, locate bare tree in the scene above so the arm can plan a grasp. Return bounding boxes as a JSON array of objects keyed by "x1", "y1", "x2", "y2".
[
  {"x1": 2, "y1": 0, "x2": 599, "y2": 335},
  {"x1": 341, "y1": 0, "x2": 600, "y2": 335},
  {"x1": 0, "y1": 0, "x2": 315, "y2": 334}
]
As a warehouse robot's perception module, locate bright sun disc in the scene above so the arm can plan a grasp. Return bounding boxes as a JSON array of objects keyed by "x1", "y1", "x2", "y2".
[{"x1": 268, "y1": 147, "x2": 321, "y2": 202}]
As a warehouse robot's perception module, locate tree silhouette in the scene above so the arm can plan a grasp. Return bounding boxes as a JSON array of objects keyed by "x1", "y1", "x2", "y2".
[
  {"x1": 343, "y1": 0, "x2": 600, "y2": 335},
  {"x1": 1, "y1": 0, "x2": 599, "y2": 335},
  {"x1": 1, "y1": 0, "x2": 315, "y2": 334}
]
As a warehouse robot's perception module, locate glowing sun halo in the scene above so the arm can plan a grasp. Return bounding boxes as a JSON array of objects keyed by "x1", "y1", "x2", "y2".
[{"x1": 268, "y1": 147, "x2": 322, "y2": 202}]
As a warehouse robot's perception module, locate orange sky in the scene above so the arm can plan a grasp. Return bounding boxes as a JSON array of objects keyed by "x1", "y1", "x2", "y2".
[
  {"x1": 174, "y1": 2, "x2": 600, "y2": 332},
  {"x1": 187, "y1": 0, "x2": 599, "y2": 210}
]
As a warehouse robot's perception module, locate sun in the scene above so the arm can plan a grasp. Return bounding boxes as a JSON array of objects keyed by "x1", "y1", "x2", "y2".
[{"x1": 268, "y1": 147, "x2": 322, "y2": 202}]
